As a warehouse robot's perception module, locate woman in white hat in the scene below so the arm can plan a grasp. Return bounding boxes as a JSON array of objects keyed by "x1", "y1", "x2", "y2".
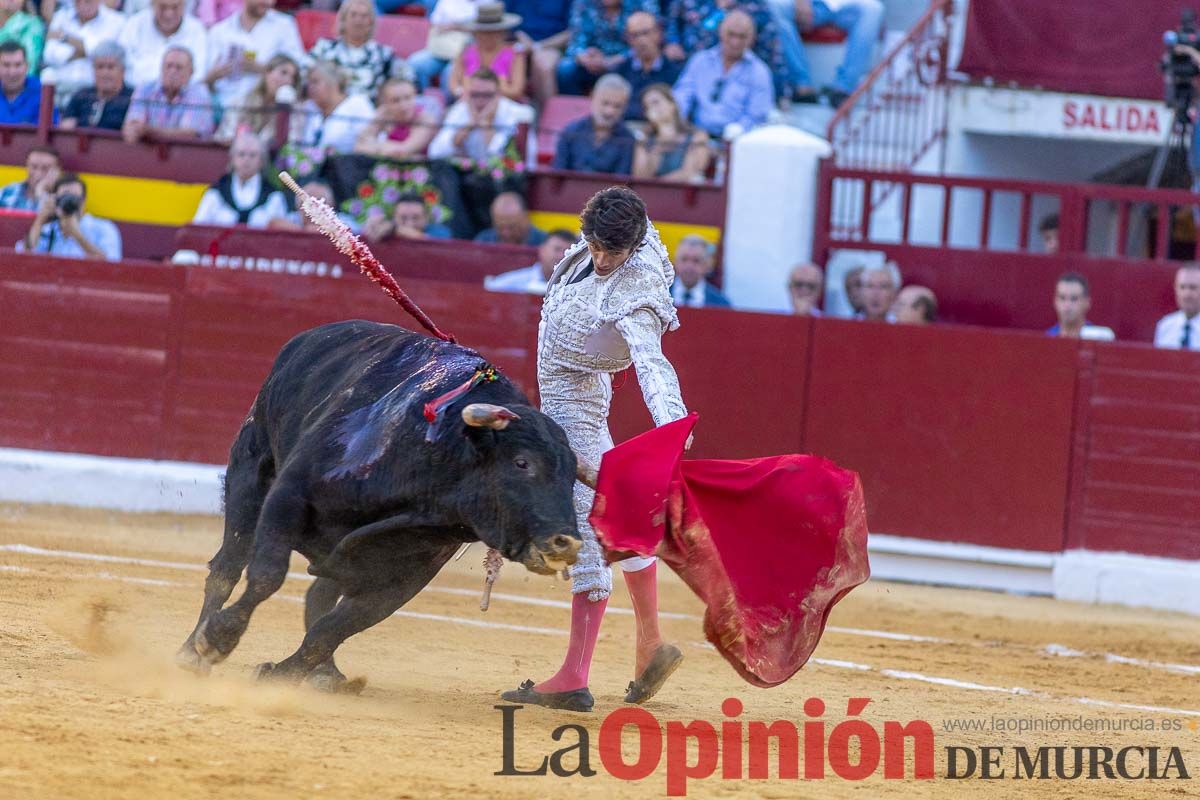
[{"x1": 448, "y1": 2, "x2": 526, "y2": 101}]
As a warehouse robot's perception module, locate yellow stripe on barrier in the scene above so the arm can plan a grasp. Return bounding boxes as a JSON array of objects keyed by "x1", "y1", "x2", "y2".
[
  {"x1": 0, "y1": 165, "x2": 722, "y2": 244},
  {"x1": 0, "y1": 165, "x2": 207, "y2": 225},
  {"x1": 530, "y1": 211, "x2": 720, "y2": 257}
]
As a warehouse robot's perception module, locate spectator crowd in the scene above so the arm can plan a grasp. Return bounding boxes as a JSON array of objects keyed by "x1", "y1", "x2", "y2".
[
  {"x1": 1, "y1": 0, "x2": 1196, "y2": 351},
  {"x1": 0, "y1": 0, "x2": 883, "y2": 167}
]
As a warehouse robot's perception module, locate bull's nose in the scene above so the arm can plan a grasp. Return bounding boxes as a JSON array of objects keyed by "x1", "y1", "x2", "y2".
[{"x1": 539, "y1": 534, "x2": 581, "y2": 565}]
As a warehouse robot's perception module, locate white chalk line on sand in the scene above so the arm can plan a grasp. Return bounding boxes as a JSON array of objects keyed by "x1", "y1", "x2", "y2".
[
  {"x1": 4, "y1": 543, "x2": 1200, "y2": 683},
  {"x1": 6, "y1": 559, "x2": 1200, "y2": 719}
]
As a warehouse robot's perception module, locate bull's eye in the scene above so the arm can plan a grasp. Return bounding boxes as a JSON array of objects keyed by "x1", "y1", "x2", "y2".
[{"x1": 514, "y1": 457, "x2": 530, "y2": 470}]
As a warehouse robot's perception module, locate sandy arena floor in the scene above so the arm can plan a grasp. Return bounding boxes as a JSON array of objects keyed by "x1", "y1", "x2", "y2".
[{"x1": 0, "y1": 502, "x2": 1197, "y2": 799}]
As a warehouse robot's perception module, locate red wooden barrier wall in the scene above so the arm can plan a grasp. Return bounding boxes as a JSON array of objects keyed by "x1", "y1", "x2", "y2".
[{"x1": 2, "y1": 253, "x2": 1198, "y2": 560}]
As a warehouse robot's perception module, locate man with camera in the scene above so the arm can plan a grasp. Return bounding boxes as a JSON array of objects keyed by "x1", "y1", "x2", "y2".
[{"x1": 18, "y1": 174, "x2": 123, "y2": 261}]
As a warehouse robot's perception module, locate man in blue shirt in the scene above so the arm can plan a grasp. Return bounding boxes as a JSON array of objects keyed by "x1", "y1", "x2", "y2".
[
  {"x1": 552, "y1": 73, "x2": 636, "y2": 175},
  {"x1": 474, "y1": 191, "x2": 548, "y2": 245},
  {"x1": 18, "y1": 173, "x2": 123, "y2": 261},
  {"x1": 672, "y1": 10, "x2": 774, "y2": 138},
  {"x1": 0, "y1": 41, "x2": 55, "y2": 126},
  {"x1": 616, "y1": 11, "x2": 684, "y2": 120}
]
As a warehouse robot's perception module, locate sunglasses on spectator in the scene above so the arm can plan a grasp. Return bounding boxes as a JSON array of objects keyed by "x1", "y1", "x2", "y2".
[
  {"x1": 790, "y1": 281, "x2": 820, "y2": 291},
  {"x1": 469, "y1": 90, "x2": 497, "y2": 100}
]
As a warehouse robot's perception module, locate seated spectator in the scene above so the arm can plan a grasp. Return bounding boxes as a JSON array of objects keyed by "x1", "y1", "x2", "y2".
[
  {"x1": 0, "y1": 41, "x2": 52, "y2": 124},
  {"x1": 893, "y1": 285, "x2": 938, "y2": 326},
  {"x1": 616, "y1": 11, "x2": 683, "y2": 121},
  {"x1": 60, "y1": 41, "x2": 132, "y2": 130},
  {"x1": 267, "y1": 179, "x2": 361, "y2": 233},
  {"x1": 0, "y1": 144, "x2": 59, "y2": 210},
  {"x1": 204, "y1": 0, "x2": 304, "y2": 114},
  {"x1": 308, "y1": 0, "x2": 413, "y2": 100},
  {"x1": 295, "y1": 60, "x2": 376, "y2": 154},
  {"x1": 667, "y1": 0, "x2": 784, "y2": 95},
  {"x1": 633, "y1": 83, "x2": 711, "y2": 182},
  {"x1": 557, "y1": 0, "x2": 655, "y2": 96},
  {"x1": 214, "y1": 53, "x2": 300, "y2": 143},
  {"x1": 766, "y1": 0, "x2": 882, "y2": 106},
  {"x1": 787, "y1": 261, "x2": 822, "y2": 316},
  {"x1": 671, "y1": 233, "x2": 729, "y2": 307},
  {"x1": 406, "y1": 0, "x2": 480, "y2": 91},
  {"x1": 363, "y1": 191, "x2": 453, "y2": 242},
  {"x1": 41, "y1": 0, "x2": 123, "y2": 98},
  {"x1": 837, "y1": 263, "x2": 864, "y2": 316},
  {"x1": 17, "y1": 172, "x2": 122, "y2": 261},
  {"x1": 857, "y1": 263, "x2": 897, "y2": 322},
  {"x1": 122, "y1": 45, "x2": 215, "y2": 143},
  {"x1": 447, "y1": 4, "x2": 524, "y2": 101},
  {"x1": 671, "y1": 11, "x2": 773, "y2": 139},
  {"x1": 354, "y1": 77, "x2": 438, "y2": 158},
  {"x1": 484, "y1": 227, "x2": 576, "y2": 294},
  {"x1": 117, "y1": 0, "x2": 207, "y2": 89},
  {"x1": 427, "y1": 68, "x2": 530, "y2": 161},
  {"x1": 1039, "y1": 212, "x2": 1059, "y2": 255},
  {"x1": 508, "y1": 0, "x2": 570, "y2": 104},
  {"x1": 0, "y1": 0, "x2": 43, "y2": 75},
  {"x1": 191, "y1": 133, "x2": 289, "y2": 228},
  {"x1": 552, "y1": 73, "x2": 635, "y2": 174},
  {"x1": 1153, "y1": 263, "x2": 1200, "y2": 350},
  {"x1": 473, "y1": 191, "x2": 545, "y2": 245},
  {"x1": 1046, "y1": 272, "x2": 1113, "y2": 341}
]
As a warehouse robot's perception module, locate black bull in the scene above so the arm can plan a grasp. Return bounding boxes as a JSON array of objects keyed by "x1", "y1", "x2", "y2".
[{"x1": 176, "y1": 320, "x2": 584, "y2": 689}]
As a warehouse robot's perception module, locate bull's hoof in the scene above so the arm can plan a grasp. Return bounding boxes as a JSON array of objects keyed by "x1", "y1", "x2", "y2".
[
  {"x1": 193, "y1": 620, "x2": 230, "y2": 668},
  {"x1": 252, "y1": 661, "x2": 278, "y2": 681},
  {"x1": 174, "y1": 641, "x2": 211, "y2": 676},
  {"x1": 307, "y1": 670, "x2": 368, "y2": 695}
]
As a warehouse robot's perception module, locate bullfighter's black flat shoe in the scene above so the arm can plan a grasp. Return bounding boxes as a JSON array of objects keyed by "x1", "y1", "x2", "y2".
[
  {"x1": 624, "y1": 644, "x2": 684, "y2": 704},
  {"x1": 501, "y1": 679, "x2": 594, "y2": 712}
]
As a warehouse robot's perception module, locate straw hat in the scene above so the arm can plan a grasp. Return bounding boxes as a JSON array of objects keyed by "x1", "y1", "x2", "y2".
[{"x1": 469, "y1": 3, "x2": 522, "y2": 31}]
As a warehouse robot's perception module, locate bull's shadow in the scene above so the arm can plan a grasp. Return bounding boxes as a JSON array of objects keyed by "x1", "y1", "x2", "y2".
[{"x1": 175, "y1": 320, "x2": 585, "y2": 691}]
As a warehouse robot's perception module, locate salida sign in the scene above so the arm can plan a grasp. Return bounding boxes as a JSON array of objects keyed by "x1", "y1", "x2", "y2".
[
  {"x1": 956, "y1": 86, "x2": 1170, "y2": 145},
  {"x1": 1062, "y1": 100, "x2": 1162, "y2": 136}
]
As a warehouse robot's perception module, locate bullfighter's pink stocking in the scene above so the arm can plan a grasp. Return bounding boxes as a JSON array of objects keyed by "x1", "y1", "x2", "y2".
[
  {"x1": 622, "y1": 560, "x2": 663, "y2": 675},
  {"x1": 535, "y1": 592, "x2": 607, "y2": 693}
]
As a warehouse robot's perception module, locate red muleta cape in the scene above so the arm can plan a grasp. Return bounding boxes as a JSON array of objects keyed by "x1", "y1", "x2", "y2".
[{"x1": 588, "y1": 413, "x2": 870, "y2": 688}]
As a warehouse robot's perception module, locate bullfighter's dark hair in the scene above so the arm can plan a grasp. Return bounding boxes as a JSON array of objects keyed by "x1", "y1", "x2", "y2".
[
  {"x1": 1057, "y1": 271, "x2": 1089, "y2": 296},
  {"x1": 580, "y1": 187, "x2": 647, "y2": 253}
]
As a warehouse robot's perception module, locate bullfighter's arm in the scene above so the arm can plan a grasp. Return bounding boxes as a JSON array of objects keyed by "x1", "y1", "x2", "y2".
[{"x1": 614, "y1": 308, "x2": 688, "y2": 428}]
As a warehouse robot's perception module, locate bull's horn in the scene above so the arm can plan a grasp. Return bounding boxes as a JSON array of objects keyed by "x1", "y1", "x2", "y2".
[
  {"x1": 462, "y1": 403, "x2": 520, "y2": 430},
  {"x1": 575, "y1": 459, "x2": 598, "y2": 489}
]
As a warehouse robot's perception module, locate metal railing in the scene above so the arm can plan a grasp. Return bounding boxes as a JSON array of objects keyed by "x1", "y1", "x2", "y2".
[
  {"x1": 825, "y1": 0, "x2": 954, "y2": 173},
  {"x1": 814, "y1": 163, "x2": 1200, "y2": 263}
]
